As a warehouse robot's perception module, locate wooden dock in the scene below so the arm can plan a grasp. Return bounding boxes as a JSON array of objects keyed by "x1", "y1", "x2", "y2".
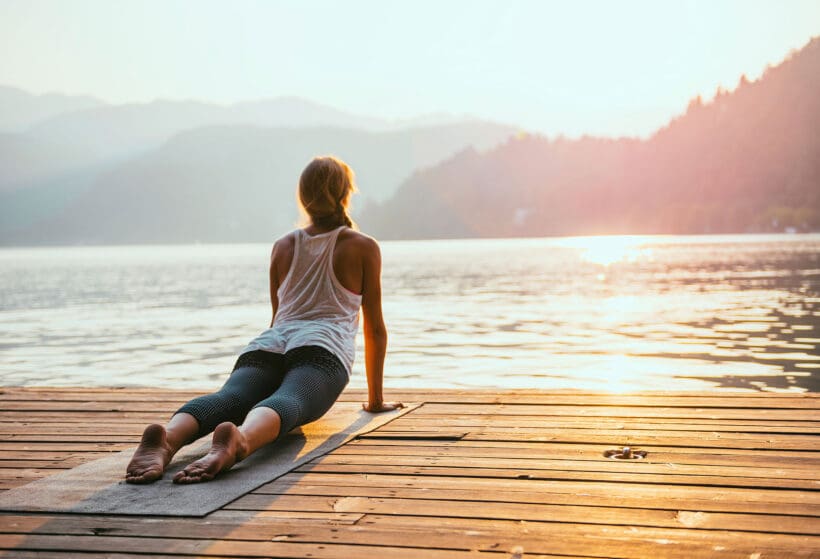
[{"x1": 0, "y1": 387, "x2": 818, "y2": 558}]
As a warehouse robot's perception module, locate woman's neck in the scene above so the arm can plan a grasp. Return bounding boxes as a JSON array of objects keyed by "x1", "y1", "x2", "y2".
[{"x1": 304, "y1": 223, "x2": 341, "y2": 236}]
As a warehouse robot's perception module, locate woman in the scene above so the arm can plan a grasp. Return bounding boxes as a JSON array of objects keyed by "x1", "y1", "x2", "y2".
[{"x1": 125, "y1": 155, "x2": 402, "y2": 484}]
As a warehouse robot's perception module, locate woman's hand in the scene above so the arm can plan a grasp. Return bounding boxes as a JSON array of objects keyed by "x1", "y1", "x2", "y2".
[{"x1": 362, "y1": 401, "x2": 404, "y2": 413}]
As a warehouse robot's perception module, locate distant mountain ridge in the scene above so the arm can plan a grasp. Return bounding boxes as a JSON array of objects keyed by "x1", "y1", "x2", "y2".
[
  {"x1": 20, "y1": 94, "x2": 490, "y2": 159},
  {"x1": 0, "y1": 83, "x2": 517, "y2": 244},
  {"x1": 1, "y1": 119, "x2": 515, "y2": 244},
  {"x1": 362, "y1": 36, "x2": 820, "y2": 238},
  {"x1": 0, "y1": 86, "x2": 104, "y2": 132},
  {"x1": 24, "y1": 97, "x2": 394, "y2": 158}
]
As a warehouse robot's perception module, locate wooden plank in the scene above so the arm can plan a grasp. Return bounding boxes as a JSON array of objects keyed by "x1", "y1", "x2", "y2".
[
  {"x1": 387, "y1": 416, "x2": 820, "y2": 433},
  {"x1": 0, "y1": 513, "x2": 365, "y2": 534},
  {"x1": 348, "y1": 388, "x2": 820, "y2": 400},
  {"x1": 372, "y1": 428, "x2": 820, "y2": 450},
  {"x1": 0, "y1": 533, "x2": 523, "y2": 559},
  {"x1": 338, "y1": 441, "x2": 820, "y2": 470},
  {"x1": 409, "y1": 413, "x2": 820, "y2": 426},
  {"x1": 225, "y1": 493, "x2": 820, "y2": 535},
  {"x1": 0, "y1": 425, "x2": 152, "y2": 435},
  {"x1": 256, "y1": 478, "x2": 820, "y2": 516},
  {"x1": 2, "y1": 515, "x2": 819, "y2": 559},
  {"x1": 358, "y1": 514, "x2": 820, "y2": 559},
  {"x1": 359, "y1": 431, "x2": 468, "y2": 440},
  {"x1": 312, "y1": 453, "x2": 820, "y2": 481},
  {"x1": 0, "y1": 442, "x2": 131, "y2": 452},
  {"x1": 412, "y1": 403, "x2": 820, "y2": 420},
  {"x1": 0, "y1": 469, "x2": 71, "y2": 482},
  {"x1": 5, "y1": 554, "x2": 240, "y2": 559},
  {"x1": 0, "y1": 413, "x2": 169, "y2": 422},
  {"x1": 0, "y1": 435, "x2": 141, "y2": 443},
  {"x1": 347, "y1": 437, "x2": 820, "y2": 458},
  {"x1": 0, "y1": 402, "x2": 181, "y2": 413},
  {"x1": 296, "y1": 462, "x2": 820, "y2": 490},
  {"x1": 0, "y1": 387, "x2": 199, "y2": 395},
  {"x1": 0, "y1": 451, "x2": 87, "y2": 460},
  {"x1": 261, "y1": 472, "x2": 820, "y2": 508},
  {"x1": 0, "y1": 460, "x2": 84, "y2": 469},
  {"x1": 0, "y1": 393, "x2": 192, "y2": 403},
  {"x1": 404, "y1": 395, "x2": 820, "y2": 409}
]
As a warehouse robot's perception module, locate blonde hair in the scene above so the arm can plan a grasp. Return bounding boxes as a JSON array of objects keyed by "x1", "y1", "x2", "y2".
[{"x1": 298, "y1": 156, "x2": 357, "y2": 229}]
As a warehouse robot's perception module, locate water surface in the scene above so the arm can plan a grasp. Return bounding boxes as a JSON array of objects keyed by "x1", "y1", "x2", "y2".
[{"x1": 1, "y1": 234, "x2": 818, "y2": 392}]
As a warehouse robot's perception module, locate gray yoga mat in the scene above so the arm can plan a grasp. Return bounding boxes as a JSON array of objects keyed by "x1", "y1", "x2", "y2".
[{"x1": 0, "y1": 402, "x2": 416, "y2": 517}]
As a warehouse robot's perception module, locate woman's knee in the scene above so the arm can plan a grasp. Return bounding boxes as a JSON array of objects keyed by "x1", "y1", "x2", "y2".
[{"x1": 174, "y1": 354, "x2": 285, "y2": 436}]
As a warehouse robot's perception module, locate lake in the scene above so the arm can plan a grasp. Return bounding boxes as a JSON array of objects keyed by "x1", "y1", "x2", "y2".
[{"x1": 1, "y1": 234, "x2": 818, "y2": 392}]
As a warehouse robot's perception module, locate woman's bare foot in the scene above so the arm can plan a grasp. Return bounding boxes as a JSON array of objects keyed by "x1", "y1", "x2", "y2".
[
  {"x1": 173, "y1": 422, "x2": 249, "y2": 484},
  {"x1": 125, "y1": 424, "x2": 175, "y2": 484}
]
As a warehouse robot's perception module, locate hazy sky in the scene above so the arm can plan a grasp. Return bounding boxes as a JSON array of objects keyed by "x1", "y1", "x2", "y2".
[{"x1": 1, "y1": 0, "x2": 818, "y2": 137}]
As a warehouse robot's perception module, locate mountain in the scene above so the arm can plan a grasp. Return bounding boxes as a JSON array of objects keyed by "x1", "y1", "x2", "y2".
[
  {"x1": 0, "y1": 133, "x2": 115, "y2": 231},
  {"x1": 1, "y1": 121, "x2": 515, "y2": 244},
  {"x1": 24, "y1": 96, "x2": 487, "y2": 160},
  {"x1": 0, "y1": 85, "x2": 104, "y2": 132},
  {"x1": 362, "y1": 37, "x2": 820, "y2": 238},
  {"x1": 0, "y1": 133, "x2": 105, "y2": 192},
  {"x1": 231, "y1": 97, "x2": 391, "y2": 130},
  {"x1": 0, "y1": 84, "x2": 515, "y2": 245},
  {"x1": 25, "y1": 100, "x2": 224, "y2": 158}
]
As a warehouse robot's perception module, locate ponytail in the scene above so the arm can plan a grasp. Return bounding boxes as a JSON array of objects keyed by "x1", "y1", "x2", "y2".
[{"x1": 335, "y1": 193, "x2": 353, "y2": 228}]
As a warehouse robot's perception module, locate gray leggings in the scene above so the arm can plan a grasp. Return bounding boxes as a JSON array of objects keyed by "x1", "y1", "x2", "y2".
[{"x1": 175, "y1": 346, "x2": 349, "y2": 440}]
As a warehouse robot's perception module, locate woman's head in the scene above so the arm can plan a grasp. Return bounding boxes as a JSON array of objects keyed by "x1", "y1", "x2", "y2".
[{"x1": 298, "y1": 156, "x2": 357, "y2": 229}]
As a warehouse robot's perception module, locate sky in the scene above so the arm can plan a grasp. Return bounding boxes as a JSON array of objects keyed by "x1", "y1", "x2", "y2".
[{"x1": 1, "y1": 0, "x2": 819, "y2": 138}]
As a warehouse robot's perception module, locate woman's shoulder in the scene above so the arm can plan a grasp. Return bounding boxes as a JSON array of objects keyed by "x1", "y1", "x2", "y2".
[
  {"x1": 338, "y1": 228, "x2": 380, "y2": 254},
  {"x1": 275, "y1": 230, "x2": 299, "y2": 243},
  {"x1": 270, "y1": 230, "x2": 298, "y2": 260}
]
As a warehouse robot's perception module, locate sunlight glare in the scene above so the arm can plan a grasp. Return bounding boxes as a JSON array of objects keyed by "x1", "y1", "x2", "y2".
[{"x1": 554, "y1": 235, "x2": 654, "y2": 266}]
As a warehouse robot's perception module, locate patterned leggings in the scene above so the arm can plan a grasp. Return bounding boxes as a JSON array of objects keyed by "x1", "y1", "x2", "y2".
[{"x1": 175, "y1": 346, "x2": 349, "y2": 440}]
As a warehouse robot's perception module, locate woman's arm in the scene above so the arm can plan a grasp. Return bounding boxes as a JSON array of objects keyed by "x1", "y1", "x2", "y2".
[
  {"x1": 268, "y1": 242, "x2": 281, "y2": 328},
  {"x1": 359, "y1": 238, "x2": 402, "y2": 412}
]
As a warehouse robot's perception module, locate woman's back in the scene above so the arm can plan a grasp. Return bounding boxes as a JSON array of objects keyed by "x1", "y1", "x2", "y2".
[
  {"x1": 243, "y1": 225, "x2": 381, "y2": 375},
  {"x1": 274, "y1": 226, "x2": 361, "y2": 325},
  {"x1": 271, "y1": 225, "x2": 372, "y2": 298}
]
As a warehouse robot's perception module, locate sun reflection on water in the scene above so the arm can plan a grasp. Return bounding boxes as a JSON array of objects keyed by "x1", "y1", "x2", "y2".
[{"x1": 553, "y1": 235, "x2": 656, "y2": 266}]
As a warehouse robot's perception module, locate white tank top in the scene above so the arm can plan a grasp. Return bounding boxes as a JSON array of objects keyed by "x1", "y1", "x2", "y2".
[{"x1": 241, "y1": 226, "x2": 362, "y2": 375}]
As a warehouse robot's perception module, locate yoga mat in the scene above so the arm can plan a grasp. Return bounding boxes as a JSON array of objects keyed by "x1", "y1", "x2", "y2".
[{"x1": 0, "y1": 402, "x2": 417, "y2": 517}]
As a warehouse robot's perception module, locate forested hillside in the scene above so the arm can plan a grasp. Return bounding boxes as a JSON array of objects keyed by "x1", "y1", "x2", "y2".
[{"x1": 363, "y1": 38, "x2": 820, "y2": 238}]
